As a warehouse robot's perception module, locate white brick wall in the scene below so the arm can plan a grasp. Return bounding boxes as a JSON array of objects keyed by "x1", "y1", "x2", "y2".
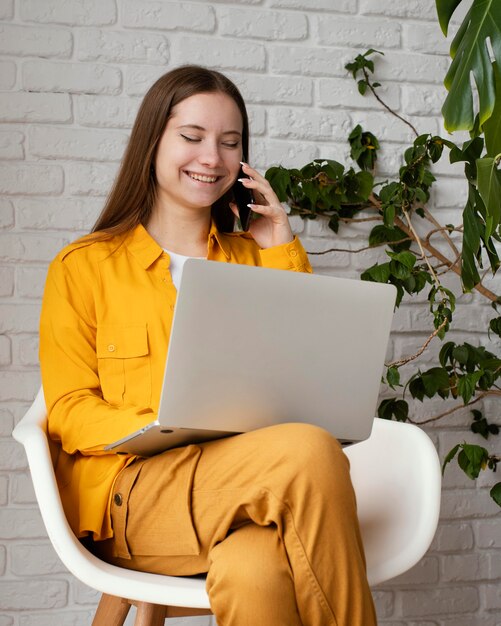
[{"x1": 1, "y1": 1, "x2": 500, "y2": 625}]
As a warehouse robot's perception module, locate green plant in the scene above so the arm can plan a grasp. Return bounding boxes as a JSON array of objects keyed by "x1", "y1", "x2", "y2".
[{"x1": 265, "y1": 1, "x2": 501, "y2": 504}]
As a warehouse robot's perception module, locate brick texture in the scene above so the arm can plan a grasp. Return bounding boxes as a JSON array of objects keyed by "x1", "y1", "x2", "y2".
[{"x1": 1, "y1": 3, "x2": 500, "y2": 625}]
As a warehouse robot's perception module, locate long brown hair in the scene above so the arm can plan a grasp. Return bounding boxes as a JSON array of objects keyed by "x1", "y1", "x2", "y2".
[{"x1": 92, "y1": 65, "x2": 250, "y2": 236}]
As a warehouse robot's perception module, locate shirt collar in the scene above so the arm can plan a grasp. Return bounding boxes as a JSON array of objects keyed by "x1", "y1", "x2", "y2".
[
  {"x1": 208, "y1": 219, "x2": 231, "y2": 259},
  {"x1": 125, "y1": 220, "x2": 231, "y2": 269}
]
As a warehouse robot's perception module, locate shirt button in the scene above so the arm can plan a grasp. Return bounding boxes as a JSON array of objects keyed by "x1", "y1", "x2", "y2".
[
  {"x1": 290, "y1": 250, "x2": 298, "y2": 257},
  {"x1": 107, "y1": 344, "x2": 116, "y2": 353},
  {"x1": 114, "y1": 493, "x2": 123, "y2": 506}
]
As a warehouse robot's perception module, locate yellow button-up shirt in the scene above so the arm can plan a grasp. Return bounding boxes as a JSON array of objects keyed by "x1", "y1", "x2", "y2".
[{"x1": 40, "y1": 222, "x2": 312, "y2": 541}]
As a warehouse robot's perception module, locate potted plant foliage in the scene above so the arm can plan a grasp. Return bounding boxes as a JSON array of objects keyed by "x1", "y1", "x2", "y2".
[{"x1": 265, "y1": 0, "x2": 501, "y2": 504}]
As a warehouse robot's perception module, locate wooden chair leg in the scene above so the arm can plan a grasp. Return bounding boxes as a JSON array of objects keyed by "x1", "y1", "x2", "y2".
[
  {"x1": 134, "y1": 602, "x2": 167, "y2": 626},
  {"x1": 165, "y1": 606, "x2": 213, "y2": 617},
  {"x1": 92, "y1": 593, "x2": 131, "y2": 626}
]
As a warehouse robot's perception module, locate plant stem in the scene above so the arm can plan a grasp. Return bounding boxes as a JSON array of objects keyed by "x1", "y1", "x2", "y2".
[
  {"x1": 366, "y1": 192, "x2": 499, "y2": 301},
  {"x1": 308, "y1": 237, "x2": 412, "y2": 256},
  {"x1": 407, "y1": 393, "x2": 489, "y2": 425},
  {"x1": 340, "y1": 216, "x2": 381, "y2": 223},
  {"x1": 401, "y1": 205, "x2": 441, "y2": 287},
  {"x1": 362, "y1": 67, "x2": 419, "y2": 137},
  {"x1": 422, "y1": 206, "x2": 460, "y2": 258},
  {"x1": 386, "y1": 319, "x2": 448, "y2": 368},
  {"x1": 392, "y1": 216, "x2": 499, "y2": 302}
]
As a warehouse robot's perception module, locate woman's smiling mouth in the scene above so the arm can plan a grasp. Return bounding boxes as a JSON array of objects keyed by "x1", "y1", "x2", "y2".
[{"x1": 184, "y1": 170, "x2": 222, "y2": 184}]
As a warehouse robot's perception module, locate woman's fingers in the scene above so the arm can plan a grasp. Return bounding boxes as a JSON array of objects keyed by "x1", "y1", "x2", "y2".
[
  {"x1": 237, "y1": 162, "x2": 294, "y2": 247},
  {"x1": 239, "y1": 162, "x2": 281, "y2": 208}
]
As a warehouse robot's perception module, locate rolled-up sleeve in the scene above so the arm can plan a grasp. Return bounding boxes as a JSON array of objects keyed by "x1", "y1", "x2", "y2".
[{"x1": 258, "y1": 236, "x2": 312, "y2": 273}]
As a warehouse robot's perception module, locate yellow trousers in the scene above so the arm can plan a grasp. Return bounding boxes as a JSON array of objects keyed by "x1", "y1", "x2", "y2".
[{"x1": 95, "y1": 423, "x2": 377, "y2": 626}]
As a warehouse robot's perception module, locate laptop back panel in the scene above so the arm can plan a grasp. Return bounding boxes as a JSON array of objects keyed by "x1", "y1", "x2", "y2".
[{"x1": 156, "y1": 260, "x2": 396, "y2": 442}]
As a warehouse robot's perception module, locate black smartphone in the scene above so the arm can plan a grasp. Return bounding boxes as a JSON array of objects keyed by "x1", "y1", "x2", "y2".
[{"x1": 232, "y1": 166, "x2": 254, "y2": 231}]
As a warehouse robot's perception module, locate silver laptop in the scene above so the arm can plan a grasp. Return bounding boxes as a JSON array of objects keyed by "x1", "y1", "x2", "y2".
[{"x1": 105, "y1": 259, "x2": 396, "y2": 456}]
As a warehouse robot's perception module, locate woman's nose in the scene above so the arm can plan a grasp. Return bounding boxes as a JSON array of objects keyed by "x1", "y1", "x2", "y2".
[{"x1": 199, "y1": 142, "x2": 223, "y2": 168}]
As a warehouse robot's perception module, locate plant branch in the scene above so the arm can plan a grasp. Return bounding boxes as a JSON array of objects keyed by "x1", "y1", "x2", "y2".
[
  {"x1": 386, "y1": 319, "x2": 448, "y2": 368},
  {"x1": 366, "y1": 193, "x2": 500, "y2": 301},
  {"x1": 340, "y1": 216, "x2": 382, "y2": 223},
  {"x1": 401, "y1": 205, "x2": 441, "y2": 288},
  {"x1": 308, "y1": 237, "x2": 412, "y2": 256},
  {"x1": 422, "y1": 206, "x2": 461, "y2": 258},
  {"x1": 362, "y1": 67, "x2": 419, "y2": 137},
  {"x1": 406, "y1": 392, "x2": 492, "y2": 425},
  {"x1": 392, "y1": 216, "x2": 499, "y2": 302}
]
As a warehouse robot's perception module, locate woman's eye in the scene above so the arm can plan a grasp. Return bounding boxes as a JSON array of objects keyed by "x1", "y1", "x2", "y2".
[
  {"x1": 181, "y1": 134, "x2": 200, "y2": 143},
  {"x1": 222, "y1": 142, "x2": 239, "y2": 148}
]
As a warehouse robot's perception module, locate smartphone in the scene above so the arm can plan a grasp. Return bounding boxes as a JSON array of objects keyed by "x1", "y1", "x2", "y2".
[{"x1": 232, "y1": 166, "x2": 254, "y2": 231}]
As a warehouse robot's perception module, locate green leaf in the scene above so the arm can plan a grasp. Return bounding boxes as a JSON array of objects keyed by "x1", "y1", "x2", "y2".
[
  {"x1": 361, "y1": 262, "x2": 391, "y2": 283},
  {"x1": 476, "y1": 157, "x2": 501, "y2": 241},
  {"x1": 457, "y1": 370, "x2": 483, "y2": 404},
  {"x1": 422, "y1": 367, "x2": 451, "y2": 397},
  {"x1": 457, "y1": 443, "x2": 489, "y2": 479},
  {"x1": 489, "y1": 316, "x2": 501, "y2": 337},
  {"x1": 449, "y1": 137, "x2": 484, "y2": 163},
  {"x1": 387, "y1": 250, "x2": 417, "y2": 269},
  {"x1": 461, "y1": 189, "x2": 482, "y2": 290},
  {"x1": 452, "y1": 344, "x2": 469, "y2": 364},
  {"x1": 470, "y1": 410, "x2": 499, "y2": 439},
  {"x1": 490, "y1": 482, "x2": 501, "y2": 506},
  {"x1": 378, "y1": 398, "x2": 409, "y2": 421},
  {"x1": 442, "y1": 443, "x2": 461, "y2": 474},
  {"x1": 349, "y1": 126, "x2": 380, "y2": 170},
  {"x1": 364, "y1": 48, "x2": 384, "y2": 58},
  {"x1": 368, "y1": 225, "x2": 409, "y2": 249},
  {"x1": 358, "y1": 80, "x2": 367, "y2": 95},
  {"x1": 436, "y1": 0, "x2": 464, "y2": 35},
  {"x1": 319, "y1": 159, "x2": 345, "y2": 180},
  {"x1": 409, "y1": 367, "x2": 451, "y2": 400},
  {"x1": 390, "y1": 261, "x2": 412, "y2": 280},
  {"x1": 439, "y1": 341, "x2": 455, "y2": 367},
  {"x1": 354, "y1": 170, "x2": 375, "y2": 200},
  {"x1": 383, "y1": 204, "x2": 396, "y2": 227},
  {"x1": 483, "y1": 62, "x2": 501, "y2": 157},
  {"x1": 442, "y1": 0, "x2": 501, "y2": 132},
  {"x1": 387, "y1": 366, "x2": 400, "y2": 389},
  {"x1": 328, "y1": 214, "x2": 339, "y2": 233},
  {"x1": 265, "y1": 167, "x2": 290, "y2": 202},
  {"x1": 301, "y1": 180, "x2": 319, "y2": 209}
]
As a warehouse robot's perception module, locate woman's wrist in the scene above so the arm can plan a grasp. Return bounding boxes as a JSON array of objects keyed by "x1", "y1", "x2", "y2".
[{"x1": 264, "y1": 227, "x2": 294, "y2": 249}]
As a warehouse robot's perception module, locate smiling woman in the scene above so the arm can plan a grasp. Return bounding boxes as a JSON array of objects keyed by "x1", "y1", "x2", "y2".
[
  {"x1": 147, "y1": 92, "x2": 244, "y2": 256},
  {"x1": 92, "y1": 66, "x2": 251, "y2": 237},
  {"x1": 38, "y1": 65, "x2": 376, "y2": 626}
]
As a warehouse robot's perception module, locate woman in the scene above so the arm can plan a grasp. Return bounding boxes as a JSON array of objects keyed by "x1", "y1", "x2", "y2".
[{"x1": 40, "y1": 65, "x2": 377, "y2": 626}]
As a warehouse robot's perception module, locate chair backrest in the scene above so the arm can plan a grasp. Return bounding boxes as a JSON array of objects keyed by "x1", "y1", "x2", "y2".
[
  {"x1": 13, "y1": 387, "x2": 441, "y2": 599},
  {"x1": 12, "y1": 388, "x2": 212, "y2": 608},
  {"x1": 345, "y1": 417, "x2": 441, "y2": 586}
]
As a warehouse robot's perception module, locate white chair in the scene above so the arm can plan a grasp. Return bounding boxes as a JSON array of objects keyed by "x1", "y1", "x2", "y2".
[{"x1": 13, "y1": 388, "x2": 441, "y2": 625}]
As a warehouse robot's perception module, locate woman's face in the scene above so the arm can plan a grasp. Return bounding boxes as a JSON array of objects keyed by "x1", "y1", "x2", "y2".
[{"x1": 153, "y1": 91, "x2": 244, "y2": 214}]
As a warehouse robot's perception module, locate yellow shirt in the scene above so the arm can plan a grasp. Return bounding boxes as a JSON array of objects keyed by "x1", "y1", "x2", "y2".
[{"x1": 40, "y1": 222, "x2": 312, "y2": 541}]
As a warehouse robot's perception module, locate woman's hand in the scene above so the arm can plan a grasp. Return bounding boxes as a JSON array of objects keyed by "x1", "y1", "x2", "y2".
[{"x1": 229, "y1": 162, "x2": 294, "y2": 249}]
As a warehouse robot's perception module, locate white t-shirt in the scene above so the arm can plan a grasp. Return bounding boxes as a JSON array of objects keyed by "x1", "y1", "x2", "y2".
[{"x1": 164, "y1": 248, "x2": 205, "y2": 290}]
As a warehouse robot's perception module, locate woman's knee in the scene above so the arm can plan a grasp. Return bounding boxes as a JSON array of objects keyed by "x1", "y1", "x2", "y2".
[
  {"x1": 268, "y1": 422, "x2": 347, "y2": 471},
  {"x1": 207, "y1": 524, "x2": 295, "y2": 606}
]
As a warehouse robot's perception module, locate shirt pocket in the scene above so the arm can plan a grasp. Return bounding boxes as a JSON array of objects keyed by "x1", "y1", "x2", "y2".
[{"x1": 96, "y1": 324, "x2": 151, "y2": 407}]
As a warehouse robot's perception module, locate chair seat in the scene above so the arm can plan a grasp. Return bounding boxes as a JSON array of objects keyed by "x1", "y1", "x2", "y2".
[{"x1": 13, "y1": 388, "x2": 441, "y2": 623}]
